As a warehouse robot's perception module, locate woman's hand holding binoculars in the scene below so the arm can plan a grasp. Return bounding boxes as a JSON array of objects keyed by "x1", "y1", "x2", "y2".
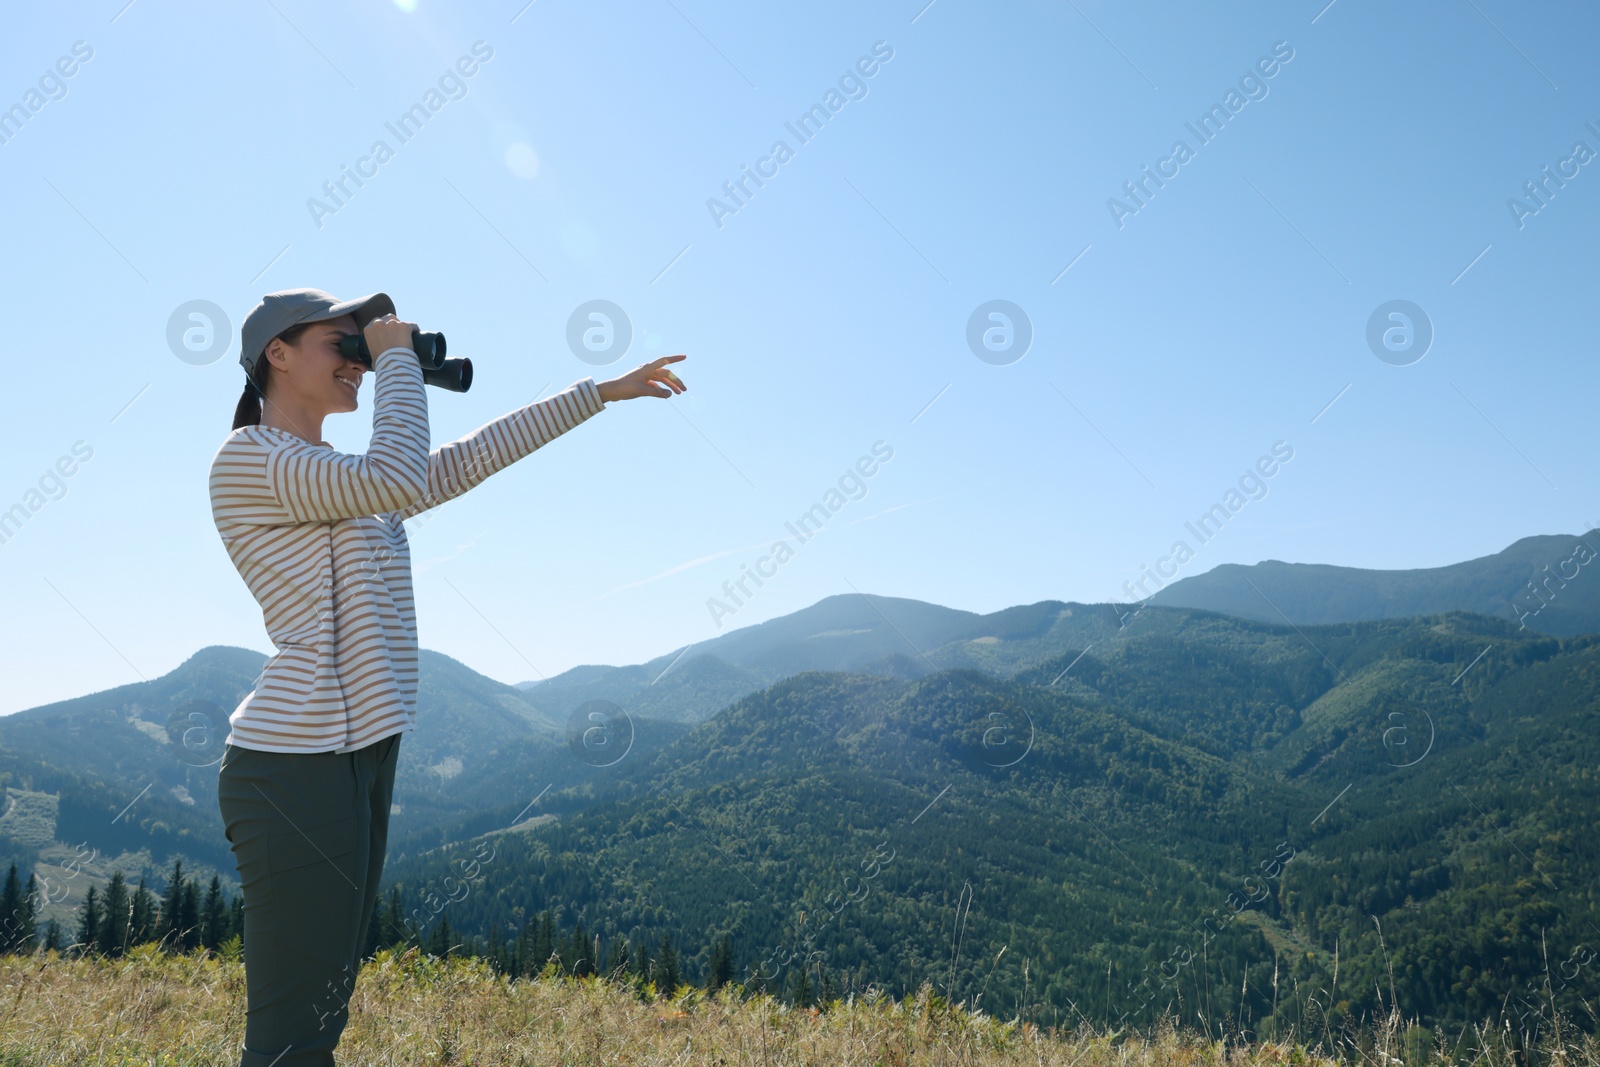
[
  {"x1": 343, "y1": 314, "x2": 470, "y2": 391},
  {"x1": 362, "y1": 313, "x2": 419, "y2": 359}
]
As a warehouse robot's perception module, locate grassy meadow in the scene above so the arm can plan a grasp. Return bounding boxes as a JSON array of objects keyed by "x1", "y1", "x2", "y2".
[{"x1": 1, "y1": 945, "x2": 1595, "y2": 1066}]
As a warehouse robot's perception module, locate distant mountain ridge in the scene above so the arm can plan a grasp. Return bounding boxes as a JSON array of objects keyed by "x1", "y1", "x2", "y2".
[
  {"x1": 506, "y1": 530, "x2": 1600, "y2": 723},
  {"x1": 1130, "y1": 529, "x2": 1600, "y2": 636},
  {"x1": 510, "y1": 594, "x2": 1109, "y2": 723}
]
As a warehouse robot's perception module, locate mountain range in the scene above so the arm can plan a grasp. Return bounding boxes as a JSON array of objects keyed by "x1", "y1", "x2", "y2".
[
  {"x1": 1, "y1": 529, "x2": 1596, "y2": 1036},
  {"x1": 1142, "y1": 530, "x2": 1600, "y2": 636}
]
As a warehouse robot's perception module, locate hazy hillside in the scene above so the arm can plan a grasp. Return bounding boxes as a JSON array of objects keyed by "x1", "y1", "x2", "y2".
[
  {"x1": 1146, "y1": 531, "x2": 1600, "y2": 635},
  {"x1": 513, "y1": 595, "x2": 1132, "y2": 726},
  {"x1": 507, "y1": 530, "x2": 1600, "y2": 736},
  {"x1": 0, "y1": 645, "x2": 582, "y2": 891}
]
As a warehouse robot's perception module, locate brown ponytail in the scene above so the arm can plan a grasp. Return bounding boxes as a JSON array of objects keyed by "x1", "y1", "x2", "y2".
[
  {"x1": 231, "y1": 321, "x2": 314, "y2": 430},
  {"x1": 231, "y1": 374, "x2": 265, "y2": 430}
]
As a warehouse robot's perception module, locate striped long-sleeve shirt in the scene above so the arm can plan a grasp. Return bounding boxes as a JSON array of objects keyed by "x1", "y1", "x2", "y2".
[{"x1": 208, "y1": 346, "x2": 608, "y2": 754}]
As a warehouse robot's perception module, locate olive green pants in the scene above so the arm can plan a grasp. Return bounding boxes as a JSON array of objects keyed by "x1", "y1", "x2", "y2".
[{"x1": 217, "y1": 733, "x2": 401, "y2": 1066}]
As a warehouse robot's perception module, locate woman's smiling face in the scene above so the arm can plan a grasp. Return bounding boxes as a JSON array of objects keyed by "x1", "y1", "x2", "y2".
[{"x1": 267, "y1": 313, "x2": 366, "y2": 415}]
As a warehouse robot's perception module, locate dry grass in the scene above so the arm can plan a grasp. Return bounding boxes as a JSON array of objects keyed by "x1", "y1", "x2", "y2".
[{"x1": 0, "y1": 947, "x2": 1592, "y2": 1067}]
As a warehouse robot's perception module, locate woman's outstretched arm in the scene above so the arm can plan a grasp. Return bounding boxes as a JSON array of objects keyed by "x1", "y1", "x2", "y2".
[{"x1": 387, "y1": 354, "x2": 686, "y2": 522}]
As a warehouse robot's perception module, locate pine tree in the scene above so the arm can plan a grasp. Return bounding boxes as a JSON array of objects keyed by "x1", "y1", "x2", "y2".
[
  {"x1": 536, "y1": 910, "x2": 555, "y2": 971},
  {"x1": 568, "y1": 920, "x2": 590, "y2": 976},
  {"x1": 200, "y1": 875, "x2": 227, "y2": 950},
  {"x1": 652, "y1": 931, "x2": 680, "y2": 994},
  {"x1": 516, "y1": 927, "x2": 530, "y2": 976},
  {"x1": 428, "y1": 914, "x2": 453, "y2": 958},
  {"x1": 99, "y1": 871, "x2": 131, "y2": 957},
  {"x1": 632, "y1": 937, "x2": 649, "y2": 980},
  {"x1": 129, "y1": 876, "x2": 158, "y2": 948},
  {"x1": 178, "y1": 875, "x2": 201, "y2": 951},
  {"x1": 17, "y1": 873, "x2": 38, "y2": 952},
  {"x1": 790, "y1": 961, "x2": 812, "y2": 1007},
  {"x1": 0, "y1": 863, "x2": 22, "y2": 953},
  {"x1": 552, "y1": 925, "x2": 569, "y2": 973},
  {"x1": 157, "y1": 858, "x2": 185, "y2": 951},
  {"x1": 604, "y1": 933, "x2": 629, "y2": 979},
  {"x1": 76, "y1": 885, "x2": 101, "y2": 955},
  {"x1": 710, "y1": 934, "x2": 734, "y2": 991},
  {"x1": 487, "y1": 928, "x2": 507, "y2": 975},
  {"x1": 42, "y1": 919, "x2": 63, "y2": 953},
  {"x1": 513, "y1": 920, "x2": 532, "y2": 979},
  {"x1": 382, "y1": 887, "x2": 407, "y2": 949},
  {"x1": 230, "y1": 893, "x2": 245, "y2": 941}
]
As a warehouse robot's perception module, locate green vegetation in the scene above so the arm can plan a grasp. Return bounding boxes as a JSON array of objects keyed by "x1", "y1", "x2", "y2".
[
  {"x1": 0, "y1": 787, "x2": 57, "y2": 848},
  {"x1": 376, "y1": 609, "x2": 1600, "y2": 1054},
  {"x1": 3, "y1": 946, "x2": 1597, "y2": 1066},
  {"x1": 1, "y1": 856, "x2": 239, "y2": 959}
]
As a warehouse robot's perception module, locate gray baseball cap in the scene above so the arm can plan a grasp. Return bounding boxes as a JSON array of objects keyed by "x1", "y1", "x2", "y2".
[{"x1": 239, "y1": 288, "x2": 396, "y2": 380}]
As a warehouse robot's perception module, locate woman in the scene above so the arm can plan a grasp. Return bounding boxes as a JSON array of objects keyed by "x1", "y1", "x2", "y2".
[{"x1": 208, "y1": 287, "x2": 685, "y2": 1066}]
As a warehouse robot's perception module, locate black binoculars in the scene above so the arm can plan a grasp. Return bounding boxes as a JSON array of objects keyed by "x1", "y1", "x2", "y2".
[{"x1": 337, "y1": 329, "x2": 473, "y2": 392}]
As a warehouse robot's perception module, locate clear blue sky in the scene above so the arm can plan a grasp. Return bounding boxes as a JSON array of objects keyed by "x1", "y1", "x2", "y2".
[{"x1": 1, "y1": 0, "x2": 1595, "y2": 714}]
